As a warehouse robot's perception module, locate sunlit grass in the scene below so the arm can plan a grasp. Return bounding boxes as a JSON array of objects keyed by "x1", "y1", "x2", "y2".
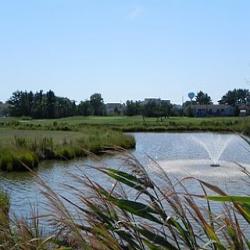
[
  {"x1": 1, "y1": 115, "x2": 249, "y2": 134},
  {"x1": 0, "y1": 128, "x2": 135, "y2": 171}
]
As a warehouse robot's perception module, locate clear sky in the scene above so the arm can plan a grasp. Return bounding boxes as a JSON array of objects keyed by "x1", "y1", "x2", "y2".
[{"x1": 1, "y1": 0, "x2": 250, "y2": 104}]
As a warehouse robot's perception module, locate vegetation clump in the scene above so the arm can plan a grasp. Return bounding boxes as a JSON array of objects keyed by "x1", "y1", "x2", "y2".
[
  {"x1": 0, "y1": 127, "x2": 135, "y2": 171},
  {"x1": 0, "y1": 190, "x2": 9, "y2": 235},
  {"x1": 0, "y1": 191, "x2": 9, "y2": 217},
  {"x1": 0, "y1": 148, "x2": 38, "y2": 171}
]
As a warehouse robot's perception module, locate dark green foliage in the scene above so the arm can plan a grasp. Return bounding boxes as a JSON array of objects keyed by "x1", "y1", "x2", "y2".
[
  {"x1": 8, "y1": 90, "x2": 77, "y2": 119},
  {"x1": 219, "y1": 88, "x2": 250, "y2": 106},
  {"x1": 0, "y1": 148, "x2": 39, "y2": 171},
  {"x1": 78, "y1": 100, "x2": 93, "y2": 116},
  {"x1": 142, "y1": 100, "x2": 173, "y2": 119},
  {"x1": 90, "y1": 93, "x2": 106, "y2": 116},
  {"x1": 195, "y1": 91, "x2": 213, "y2": 105},
  {"x1": 125, "y1": 100, "x2": 143, "y2": 116},
  {"x1": 8, "y1": 90, "x2": 107, "y2": 118}
]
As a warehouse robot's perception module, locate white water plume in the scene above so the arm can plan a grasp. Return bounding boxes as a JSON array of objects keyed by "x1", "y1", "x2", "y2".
[{"x1": 191, "y1": 133, "x2": 235, "y2": 165}]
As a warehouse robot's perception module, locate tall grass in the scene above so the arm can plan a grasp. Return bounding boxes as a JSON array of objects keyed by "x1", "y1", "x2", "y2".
[
  {"x1": 0, "y1": 128, "x2": 135, "y2": 171},
  {"x1": 1, "y1": 151, "x2": 249, "y2": 249},
  {"x1": 0, "y1": 190, "x2": 9, "y2": 220}
]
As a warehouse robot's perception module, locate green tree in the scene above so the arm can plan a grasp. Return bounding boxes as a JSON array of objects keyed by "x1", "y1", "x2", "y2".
[
  {"x1": 55, "y1": 97, "x2": 77, "y2": 118},
  {"x1": 31, "y1": 90, "x2": 44, "y2": 118},
  {"x1": 78, "y1": 100, "x2": 93, "y2": 116},
  {"x1": 219, "y1": 88, "x2": 249, "y2": 106},
  {"x1": 45, "y1": 90, "x2": 56, "y2": 118},
  {"x1": 160, "y1": 100, "x2": 172, "y2": 118},
  {"x1": 90, "y1": 93, "x2": 105, "y2": 116},
  {"x1": 143, "y1": 101, "x2": 160, "y2": 117},
  {"x1": 8, "y1": 90, "x2": 77, "y2": 118},
  {"x1": 125, "y1": 101, "x2": 142, "y2": 116},
  {"x1": 195, "y1": 91, "x2": 212, "y2": 105},
  {"x1": 8, "y1": 91, "x2": 31, "y2": 116}
]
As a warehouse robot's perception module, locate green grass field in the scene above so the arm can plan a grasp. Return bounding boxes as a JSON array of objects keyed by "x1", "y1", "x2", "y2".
[
  {"x1": 1, "y1": 115, "x2": 249, "y2": 133},
  {"x1": 0, "y1": 115, "x2": 245, "y2": 125}
]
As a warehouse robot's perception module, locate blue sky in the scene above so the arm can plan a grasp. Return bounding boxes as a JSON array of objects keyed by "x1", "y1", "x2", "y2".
[{"x1": 0, "y1": 0, "x2": 250, "y2": 104}]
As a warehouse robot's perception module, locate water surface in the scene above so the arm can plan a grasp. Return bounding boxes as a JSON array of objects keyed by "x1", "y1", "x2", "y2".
[{"x1": 1, "y1": 132, "x2": 250, "y2": 218}]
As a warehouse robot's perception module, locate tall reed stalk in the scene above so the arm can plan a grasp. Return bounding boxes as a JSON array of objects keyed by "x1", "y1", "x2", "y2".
[{"x1": 1, "y1": 151, "x2": 250, "y2": 249}]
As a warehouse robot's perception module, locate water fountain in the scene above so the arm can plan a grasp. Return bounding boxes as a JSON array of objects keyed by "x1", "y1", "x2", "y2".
[{"x1": 191, "y1": 133, "x2": 234, "y2": 167}]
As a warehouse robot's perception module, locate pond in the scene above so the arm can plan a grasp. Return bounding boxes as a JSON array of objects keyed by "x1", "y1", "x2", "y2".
[{"x1": 0, "y1": 132, "x2": 250, "y2": 219}]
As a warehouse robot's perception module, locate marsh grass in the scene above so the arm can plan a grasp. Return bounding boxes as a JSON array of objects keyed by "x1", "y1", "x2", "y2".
[
  {"x1": 1, "y1": 151, "x2": 248, "y2": 249},
  {"x1": 0, "y1": 128, "x2": 135, "y2": 171},
  {"x1": 0, "y1": 190, "x2": 9, "y2": 219}
]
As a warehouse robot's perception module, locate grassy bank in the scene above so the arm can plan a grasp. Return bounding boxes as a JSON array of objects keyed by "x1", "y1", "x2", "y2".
[
  {"x1": 0, "y1": 127, "x2": 135, "y2": 171},
  {"x1": 1, "y1": 115, "x2": 250, "y2": 134}
]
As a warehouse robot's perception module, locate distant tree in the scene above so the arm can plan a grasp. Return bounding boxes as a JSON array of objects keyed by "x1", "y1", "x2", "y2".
[
  {"x1": 171, "y1": 105, "x2": 183, "y2": 116},
  {"x1": 78, "y1": 100, "x2": 93, "y2": 116},
  {"x1": 182, "y1": 101, "x2": 195, "y2": 117},
  {"x1": 219, "y1": 88, "x2": 249, "y2": 106},
  {"x1": 90, "y1": 93, "x2": 105, "y2": 116},
  {"x1": 143, "y1": 100, "x2": 172, "y2": 119},
  {"x1": 31, "y1": 90, "x2": 44, "y2": 118},
  {"x1": 160, "y1": 101, "x2": 172, "y2": 118},
  {"x1": 55, "y1": 97, "x2": 77, "y2": 118},
  {"x1": 143, "y1": 101, "x2": 159, "y2": 118},
  {"x1": 45, "y1": 90, "x2": 56, "y2": 118},
  {"x1": 8, "y1": 90, "x2": 77, "y2": 119},
  {"x1": 195, "y1": 91, "x2": 212, "y2": 105},
  {"x1": 183, "y1": 100, "x2": 196, "y2": 107},
  {"x1": 8, "y1": 91, "x2": 30, "y2": 116},
  {"x1": 114, "y1": 106, "x2": 121, "y2": 115},
  {"x1": 125, "y1": 101, "x2": 142, "y2": 116}
]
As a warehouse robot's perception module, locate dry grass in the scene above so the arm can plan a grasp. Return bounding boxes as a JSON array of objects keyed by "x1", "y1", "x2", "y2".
[{"x1": 1, "y1": 150, "x2": 249, "y2": 249}]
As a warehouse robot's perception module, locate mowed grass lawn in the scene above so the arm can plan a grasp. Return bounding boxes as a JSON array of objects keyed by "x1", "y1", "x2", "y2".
[
  {"x1": 1, "y1": 115, "x2": 248, "y2": 127},
  {"x1": 1, "y1": 115, "x2": 249, "y2": 133}
]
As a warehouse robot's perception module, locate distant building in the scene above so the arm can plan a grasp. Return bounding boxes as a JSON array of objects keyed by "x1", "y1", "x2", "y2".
[
  {"x1": 143, "y1": 98, "x2": 170, "y2": 105},
  {"x1": 186, "y1": 104, "x2": 235, "y2": 117},
  {"x1": 105, "y1": 103, "x2": 124, "y2": 115},
  {"x1": 0, "y1": 102, "x2": 10, "y2": 117},
  {"x1": 238, "y1": 104, "x2": 250, "y2": 116}
]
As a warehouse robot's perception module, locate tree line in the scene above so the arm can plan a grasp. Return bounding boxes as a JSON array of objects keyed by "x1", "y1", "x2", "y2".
[
  {"x1": 125, "y1": 100, "x2": 173, "y2": 118},
  {"x1": 183, "y1": 89, "x2": 250, "y2": 106},
  {"x1": 3, "y1": 88, "x2": 250, "y2": 118},
  {"x1": 7, "y1": 90, "x2": 106, "y2": 118}
]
